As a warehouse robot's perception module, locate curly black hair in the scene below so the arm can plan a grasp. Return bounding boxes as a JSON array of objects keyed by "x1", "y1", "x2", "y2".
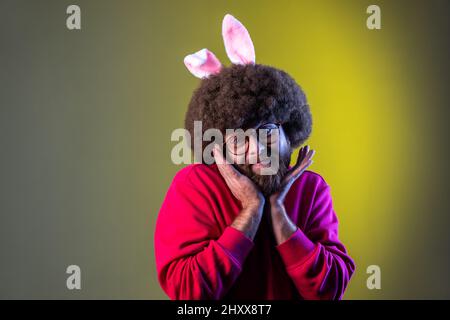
[{"x1": 185, "y1": 63, "x2": 312, "y2": 152}]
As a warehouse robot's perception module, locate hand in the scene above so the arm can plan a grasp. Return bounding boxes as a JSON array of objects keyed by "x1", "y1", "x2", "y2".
[
  {"x1": 268, "y1": 145, "x2": 315, "y2": 244},
  {"x1": 270, "y1": 145, "x2": 315, "y2": 207},
  {"x1": 213, "y1": 145, "x2": 264, "y2": 209}
]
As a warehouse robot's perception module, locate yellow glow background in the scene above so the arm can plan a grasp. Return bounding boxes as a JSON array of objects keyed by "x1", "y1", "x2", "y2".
[{"x1": 1, "y1": 0, "x2": 449, "y2": 299}]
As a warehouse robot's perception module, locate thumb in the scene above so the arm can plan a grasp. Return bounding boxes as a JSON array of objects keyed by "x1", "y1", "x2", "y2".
[{"x1": 213, "y1": 144, "x2": 226, "y2": 165}]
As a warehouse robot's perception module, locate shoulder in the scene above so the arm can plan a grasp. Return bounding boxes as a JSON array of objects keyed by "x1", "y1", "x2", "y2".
[
  {"x1": 173, "y1": 163, "x2": 220, "y2": 181},
  {"x1": 171, "y1": 163, "x2": 222, "y2": 190}
]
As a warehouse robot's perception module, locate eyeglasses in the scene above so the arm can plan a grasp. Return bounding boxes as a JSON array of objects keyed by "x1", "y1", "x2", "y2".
[{"x1": 224, "y1": 123, "x2": 281, "y2": 156}]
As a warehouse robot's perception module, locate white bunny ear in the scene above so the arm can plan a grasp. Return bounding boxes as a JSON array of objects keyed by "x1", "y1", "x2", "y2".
[
  {"x1": 222, "y1": 14, "x2": 255, "y2": 65},
  {"x1": 184, "y1": 48, "x2": 222, "y2": 79}
]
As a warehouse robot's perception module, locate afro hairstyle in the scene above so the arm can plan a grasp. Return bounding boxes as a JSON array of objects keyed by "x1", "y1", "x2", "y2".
[{"x1": 184, "y1": 63, "x2": 312, "y2": 153}]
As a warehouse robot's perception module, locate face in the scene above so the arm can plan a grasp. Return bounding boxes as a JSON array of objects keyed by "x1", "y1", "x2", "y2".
[{"x1": 224, "y1": 122, "x2": 292, "y2": 196}]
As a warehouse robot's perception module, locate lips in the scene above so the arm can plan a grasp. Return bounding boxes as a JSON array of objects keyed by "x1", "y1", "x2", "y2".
[{"x1": 252, "y1": 161, "x2": 271, "y2": 170}]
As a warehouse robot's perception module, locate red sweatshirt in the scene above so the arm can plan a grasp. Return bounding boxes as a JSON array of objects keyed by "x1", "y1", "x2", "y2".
[{"x1": 154, "y1": 164, "x2": 355, "y2": 300}]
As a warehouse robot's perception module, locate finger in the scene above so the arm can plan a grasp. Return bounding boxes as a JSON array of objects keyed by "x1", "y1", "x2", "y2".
[
  {"x1": 279, "y1": 148, "x2": 314, "y2": 197},
  {"x1": 298, "y1": 145, "x2": 309, "y2": 165},
  {"x1": 303, "y1": 149, "x2": 315, "y2": 164},
  {"x1": 289, "y1": 155, "x2": 314, "y2": 182},
  {"x1": 297, "y1": 148, "x2": 314, "y2": 170},
  {"x1": 213, "y1": 145, "x2": 241, "y2": 180},
  {"x1": 278, "y1": 157, "x2": 313, "y2": 199},
  {"x1": 296, "y1": 145, "x2": 310, "y2": 168},
  {"x1": 286, "y1": 146, "x2": 305, "y2": 178},
  {"x1": 299, "y1": 149, "x2": 314, "y2": 170},
  {"x1": 213, "y1": 144, "x2": 226, "y2": 165}
]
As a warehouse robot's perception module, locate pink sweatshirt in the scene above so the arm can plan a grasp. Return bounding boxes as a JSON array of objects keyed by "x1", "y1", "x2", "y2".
[{"x1": 154, "y1": 164, "x2": 355, "y2": 300}]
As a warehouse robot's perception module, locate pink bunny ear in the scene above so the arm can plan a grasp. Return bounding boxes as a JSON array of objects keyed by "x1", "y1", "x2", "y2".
[
  {"x1": 184, "y1": 48, "x2": 222, "y2": 79},
  {"x1": 222, "y1": 14, "x2": 255, "y2": 65}
]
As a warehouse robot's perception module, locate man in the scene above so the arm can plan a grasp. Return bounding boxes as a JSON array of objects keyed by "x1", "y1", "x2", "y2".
[{"x1": 154, "y1": 14, "x2": 355, "y2": 300}]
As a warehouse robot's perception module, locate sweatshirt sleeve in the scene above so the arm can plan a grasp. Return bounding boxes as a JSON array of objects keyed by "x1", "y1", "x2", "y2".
[
  {"x1": 154, "y1": 167, "x2": 254, "y2": 300},
  {"x1": 275, "y1": 184, "x2": 356, "y2": 300}
]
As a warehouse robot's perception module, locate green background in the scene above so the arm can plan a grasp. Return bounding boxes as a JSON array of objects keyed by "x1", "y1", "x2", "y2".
[{"x1": 1, "y1": 0, "x2": 449, "y2": 299}]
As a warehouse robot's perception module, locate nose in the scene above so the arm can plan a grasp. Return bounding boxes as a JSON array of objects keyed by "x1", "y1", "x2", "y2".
[{"x1": 247, "y1": 136, "x2": 266, "y2": 163}]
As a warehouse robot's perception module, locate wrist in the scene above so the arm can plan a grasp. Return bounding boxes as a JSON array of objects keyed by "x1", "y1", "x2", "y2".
[{"x1": 243, "y1": 197, "x2": 265, "y2": 211}]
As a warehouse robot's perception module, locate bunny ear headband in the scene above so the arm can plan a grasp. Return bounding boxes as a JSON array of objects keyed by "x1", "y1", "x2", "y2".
[{"x1": 184, "y1": 14, "x2": 255, "y2": 79}]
